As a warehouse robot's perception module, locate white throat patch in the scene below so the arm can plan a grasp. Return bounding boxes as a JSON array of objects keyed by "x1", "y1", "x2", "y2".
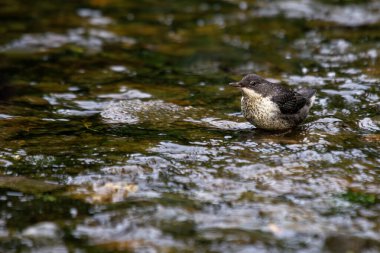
[{"x1": 241, "y1": 87, "x2": 261, "y2": 100}]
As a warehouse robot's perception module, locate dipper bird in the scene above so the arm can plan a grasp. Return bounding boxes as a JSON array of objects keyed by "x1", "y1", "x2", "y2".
[{"x1": 229, "y1": 74, "x2": 316, "y2": 130}]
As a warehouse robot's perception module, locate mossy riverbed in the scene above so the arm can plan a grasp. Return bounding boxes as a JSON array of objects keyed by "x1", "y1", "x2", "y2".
[{"x1": 0, "y1": 0, "x2": 379, "y2": 252}]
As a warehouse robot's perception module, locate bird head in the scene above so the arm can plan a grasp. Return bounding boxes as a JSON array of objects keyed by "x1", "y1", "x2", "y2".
[
  {"x1": 229, "y1": 74, "x2": 273, "y2": 99},
  {"x1": 229, "y1": 74, "x2": 268, "y2": 90}
]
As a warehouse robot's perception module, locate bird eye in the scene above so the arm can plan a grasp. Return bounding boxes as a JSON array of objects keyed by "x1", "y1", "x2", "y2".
[{"x1": 249, "y1": 81, "x2": 256, "y2": 85}]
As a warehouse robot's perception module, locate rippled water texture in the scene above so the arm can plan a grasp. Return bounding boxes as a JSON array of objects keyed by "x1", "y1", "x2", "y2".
[{"x1": 0, "y1": 0, "x2": 379, "y2": 252}]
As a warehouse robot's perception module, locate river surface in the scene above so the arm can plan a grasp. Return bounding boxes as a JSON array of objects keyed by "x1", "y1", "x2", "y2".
[{"x1": 0, "y1": 0, "x2": 379, "y2": 252}]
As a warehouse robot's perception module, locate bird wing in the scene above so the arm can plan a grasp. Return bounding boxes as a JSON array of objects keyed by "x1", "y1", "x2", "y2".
[{"x1": 271, "y1": 91, "x2": 307, "y2": 114}]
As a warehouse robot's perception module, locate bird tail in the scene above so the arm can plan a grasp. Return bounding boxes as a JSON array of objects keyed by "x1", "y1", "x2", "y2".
[{"x1": 297, "y1": 88, "x2": 316, "y2": 99}]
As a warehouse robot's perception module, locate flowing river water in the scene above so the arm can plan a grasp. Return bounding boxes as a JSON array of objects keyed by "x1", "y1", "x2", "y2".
[{"x1": 0, "y1": 0, "x2": 379, "y2": 252}]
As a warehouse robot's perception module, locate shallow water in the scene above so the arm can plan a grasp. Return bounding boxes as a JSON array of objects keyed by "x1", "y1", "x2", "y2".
[{"x1": 0, "y1": 0, "x2": 379, "y2": 252}]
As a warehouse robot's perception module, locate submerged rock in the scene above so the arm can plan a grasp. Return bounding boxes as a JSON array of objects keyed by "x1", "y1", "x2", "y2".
[
  {"x1": 69, "y1": 181, "x2": 138, "y2": 204},
  {"x1": 358, "y1": 117, "x2": 380, "y2": 132},
  {"x1": 101, "y1": 99, "x2": 193, "y2": 126},
  {"x1": 22, "y1": 222, "x2": 61, "y2": 239},
  {"x1": 101, "y1": 98, "x2": 251, "y2": 130},
  {"x1": 0, "y1": 176, "x2": 62, "y2": 195}
]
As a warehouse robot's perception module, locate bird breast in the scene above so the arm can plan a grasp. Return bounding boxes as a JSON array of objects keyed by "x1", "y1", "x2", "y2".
[{"x1": 241, "y1": 88, "x2": 289, "y2": 129}]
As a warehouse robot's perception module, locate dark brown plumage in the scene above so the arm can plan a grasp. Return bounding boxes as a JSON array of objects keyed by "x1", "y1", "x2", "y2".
[{"x1": 230, "y1": 74, "x2": 316, "y2": 130}]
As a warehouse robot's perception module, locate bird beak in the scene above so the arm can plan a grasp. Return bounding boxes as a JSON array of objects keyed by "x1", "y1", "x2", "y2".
[{"x1": 229, "y1": 82, "x2": 242, "y2": 88}]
